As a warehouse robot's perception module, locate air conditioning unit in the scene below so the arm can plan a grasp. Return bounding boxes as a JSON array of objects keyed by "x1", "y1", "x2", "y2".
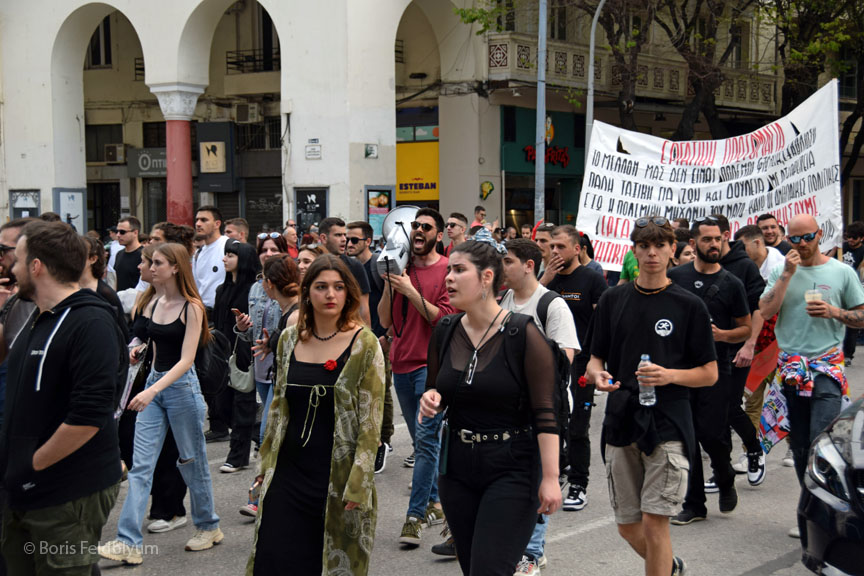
[
  {"x1": 104, "y1": 143, "x2": 126, "y2": 163},
  {"x1": 235, "y1": 103, "x2": 261, "y2": 124}
]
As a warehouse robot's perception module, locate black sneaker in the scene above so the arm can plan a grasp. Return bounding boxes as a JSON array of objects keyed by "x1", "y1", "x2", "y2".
[
  {"x1": 562, "y1": 485, "x2": 587, "y2": 511},
  {"x1": 747, "y1": 451, "x2": 766, "y2": 486},
  {"x1": 374, "y1": 443, "x2": 390, "y2": 474},
  {"x1": 431, "y1": 523, "x2": 456, "y2": 557},
  {"x1": 719, "y1": 483, "x2": 738, "y2": 513},
  {"x1": 204, "y1": 430, "x2": 229, "y2": 443},
  {"x1": 671, "y1": 556, "x2": 688, "y2": 575},
  {"x1": 704, "y1": 476, "x2": 719, "y2": 494},
  {"x1": 403, "y1": 451, "x2": 415, "y2": 468},
  {"x1": 670, "y1": 509, "x2": 706, "y2": 526}
]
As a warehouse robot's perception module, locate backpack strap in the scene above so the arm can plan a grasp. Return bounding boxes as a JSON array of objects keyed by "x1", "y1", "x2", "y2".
[
  {"x1": 701, "y1": 268, "x2": 730, "y2": 306},
  {"x1": 435, "y1": 312, "x2": 466, "y2": 367},
  {"x1": 536, "y1": 290, "x2": 561, "y2": 332},
  {"x1": 502, "y1": 313, "x2": 532, "y2": 388}
]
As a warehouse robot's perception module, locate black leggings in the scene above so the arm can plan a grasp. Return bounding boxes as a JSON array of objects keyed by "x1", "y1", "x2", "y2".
[{"x1": 439, "y1": 434, "x2": 540, "y2": 576}]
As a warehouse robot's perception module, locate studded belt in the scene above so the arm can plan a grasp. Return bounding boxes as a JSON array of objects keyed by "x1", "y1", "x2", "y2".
[{"x1": 455, "y1": 426, "x2": 532, "y2": 444}]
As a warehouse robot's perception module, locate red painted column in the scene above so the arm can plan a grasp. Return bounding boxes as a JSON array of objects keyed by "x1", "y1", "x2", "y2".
[
  {"x1": 150, "y1": 84, "x2": 204, "y2": 227},
  {"x1": 166, "y1": 119, "x2": 194, "y2": 225}
]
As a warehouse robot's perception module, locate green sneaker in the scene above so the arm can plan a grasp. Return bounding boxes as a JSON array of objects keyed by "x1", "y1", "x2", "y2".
[
  {"x1": 424, "y1": 502, "x2": 445, "y2": 526},
  {"x1": 398, "y1": 516, "x2": 422, "y2": 546}
]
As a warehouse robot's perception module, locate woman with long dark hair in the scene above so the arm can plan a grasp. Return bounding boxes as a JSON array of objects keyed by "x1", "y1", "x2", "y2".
[
  {"x1": 213, "y1": 239, "x2": 260, "y2": 472},
  {"x1": 234, "y1": 233, "x2": 289, "y2": 445},
  {"x1": 247, "y1": 254, "x2": 384, "y2": 575},
  {"x1": 99, "y1": 243, "x2": 222, "y2": 565},
  {"x1": 419, "y1": 240, "x2": 561, "y2": 575}
]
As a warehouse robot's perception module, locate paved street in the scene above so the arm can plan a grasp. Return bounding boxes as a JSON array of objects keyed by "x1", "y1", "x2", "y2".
[{"x1": 96, "y1": 362, "x2": 864, "y2": 575}]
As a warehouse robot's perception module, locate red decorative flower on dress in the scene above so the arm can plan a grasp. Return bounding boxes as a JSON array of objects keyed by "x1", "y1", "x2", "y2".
[
  {"x1": 577, "y1": 375, "x2": 588, "y2": 388},
  {"x1": 323, "y1": 359, "x2": 338, "y2": 372}
]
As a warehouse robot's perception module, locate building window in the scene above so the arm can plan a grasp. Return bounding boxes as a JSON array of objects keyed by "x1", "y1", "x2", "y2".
[
  {"x1": 86, "y1": 15, "x2": 112, "y2": 69},
  {"x1": 840, "y1": 48, "x2": 858, "y2": 100},
  {"x1": 236, "y1": 116, "x2": 282, "y2": 151},
  {"x1": 257, "y1": 5, "x2": 279, "y2": 72},
  {"x1": 85, "y1": 124, "x2": 123, "y2": 162},
  {"x1": 142, "y1": 121, "x2": 198, "y2": 160},
  {"x1": 497, "y1": 0, "x2": 515, "y2": 32},
  {"x1": 731, "y1": 20, "x2": 751, "y2": 69},
  {"x1": 549, "y1": 1, "x2": 567, "y2": 41}
]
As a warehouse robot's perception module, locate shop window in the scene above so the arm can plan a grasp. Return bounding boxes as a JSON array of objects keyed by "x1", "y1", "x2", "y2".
[
  {"x1": 85, "y1": 124, "x2": 123, "y2": 162},
  {"x1": 86, "y1": 16, "x2": 112, "y2": 69},
  {"x1": 503, "y1": 107, "x2": 517, "y2": 143}
]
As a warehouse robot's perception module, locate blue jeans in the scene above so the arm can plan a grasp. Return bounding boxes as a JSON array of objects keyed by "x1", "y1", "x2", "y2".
[
  {"x1": 393, "y1": 367, "x2": 441, "y2": 517},
  {"x1": 784, "y1": 373, "x2": 843, "y2": 485},
  {"x1": 524, "y1": 515, "x2": 547, "y2": 560},
  {"x1": 257, "y1": 381, "x2": 273, "y2": 445},
  {"x1": 117, "y1": 368, "x2": 219, "y2": 547}
]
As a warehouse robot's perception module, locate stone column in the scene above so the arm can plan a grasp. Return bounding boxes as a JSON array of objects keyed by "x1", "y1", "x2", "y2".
[{"x1": 149, "y1": 83, "x2": 205, "y2": 225}]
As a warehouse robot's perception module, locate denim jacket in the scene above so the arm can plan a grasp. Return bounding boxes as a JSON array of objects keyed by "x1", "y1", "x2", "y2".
[{"x1": 235, "y1": 281, "x2": 280, "y2": 382}]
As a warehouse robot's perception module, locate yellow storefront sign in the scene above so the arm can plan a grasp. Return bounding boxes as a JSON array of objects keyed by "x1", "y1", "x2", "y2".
[{"x1": 396, "y1": 141, "x2": 439, "y2": 201}]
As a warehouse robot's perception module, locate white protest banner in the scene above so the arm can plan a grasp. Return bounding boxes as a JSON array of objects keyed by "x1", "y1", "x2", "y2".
[{"x1": 577, "y1": 80, "x2": 842, "y2": 271}]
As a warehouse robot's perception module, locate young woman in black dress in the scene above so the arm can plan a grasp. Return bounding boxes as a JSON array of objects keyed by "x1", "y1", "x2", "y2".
[{"x1": 419, "y1": 240, "x2": 561, "y2": 575}]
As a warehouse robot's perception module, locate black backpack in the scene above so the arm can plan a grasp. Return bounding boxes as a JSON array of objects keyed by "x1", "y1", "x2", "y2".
[
  {"x1": 434, "y1": 308, "x2": 572, "y2": 431},
  {"x1": 195, "y1": 328, "x2": 232, "y2": 395}
]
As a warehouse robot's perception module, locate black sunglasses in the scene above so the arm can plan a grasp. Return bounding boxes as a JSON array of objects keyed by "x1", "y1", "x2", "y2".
[
  {"x1": 116, "y1": 229, "x2": 131, "y2": 235},
  {"x1": 634, "y1": 216, "x2": 669, "y2": 228},
  {"x1": 788, "y1": 231, "x2": 819, "y2": 244},
  {"x1": 446, "y1": 222, "x2": 464, "y2": 229},
  {"x1": 0, "y1": 244, "x2": 15, "y2": 253},
  {"x1": 693, "y1": 216, "x2": 720, "y2": 225},
  {"x1": 347, "y1": 237, "x2": 366, "y2": 245},
  {"x1": 257, "y1": 232, "x2": 281, "y2": 240},
  {"x1": 411, "y1": 221, "x2": 435, "y2": 232}
]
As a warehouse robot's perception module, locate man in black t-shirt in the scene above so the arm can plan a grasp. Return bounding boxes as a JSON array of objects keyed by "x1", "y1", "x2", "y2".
[
  {"x1": 668, "y1": 218, "x2": 751, "y2": 525},
  {"x1": 757, "y1": 214, "x2": 792, "y2": 255},
  {"x1": 589, "y1": 216, "x2": 717, "y2": 576},
  {"x1": 841, "y1": 221, "x2": 864, "y2": 363},
  {"x1": 545, "y1": 225, "x2": 607, "y2": 511},
  {"x1": 114, "y1": 216, "x2": 142, "y2": 292}
]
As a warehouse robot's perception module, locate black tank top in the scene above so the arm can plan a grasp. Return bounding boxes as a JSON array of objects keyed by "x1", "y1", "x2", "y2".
[{"x1": 147, "y1": 300, "x2": 189, "y2": 372}]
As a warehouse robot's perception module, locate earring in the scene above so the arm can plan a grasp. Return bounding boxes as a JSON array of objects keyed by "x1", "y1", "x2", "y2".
[{"x1": 481, "y1": 288, "x2": 488, "y2": 301}]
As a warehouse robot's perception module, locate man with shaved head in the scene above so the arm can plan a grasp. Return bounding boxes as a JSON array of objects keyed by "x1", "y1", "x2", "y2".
[{"x1": 759, "y1": 214, "x2": 864, "y2": 536}]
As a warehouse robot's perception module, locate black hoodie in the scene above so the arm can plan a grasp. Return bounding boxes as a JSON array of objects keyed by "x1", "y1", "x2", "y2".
[
  {"x1": 721, "y1": 240, "x2": 766, "y2": 314},
  {"x1": 0, "y1": 289, "x2": 125, "y2": 510}
]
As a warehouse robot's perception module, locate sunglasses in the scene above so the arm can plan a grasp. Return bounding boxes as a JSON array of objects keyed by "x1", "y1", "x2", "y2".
[
  {"x1": 347, "y1": 237, "x2": 366, "y2": 245},
  {"x1": 693, "y1": 216, "x2": 720, "y2": 225},
  {"x1": 788, "y1": 231, "x2": 819, "y2": 244},
  {"x1": 411, "y1": 221, "x2": 435, "y2": 232},
  {"x1": 116, "y1": 229, "x2": 131, "y2": 235},
  {"x1": 257, "y1": 232, "x2": 282, "y2": 240},
  {"x1": 634, "y1": 216, "x2": 669, "y2": 228},
  {"x1": 0, "y1": 244, "x2": 15, "y2": 253},
  {"x1": 446, "y1": 222, "x2": 464, "y2": 229}
]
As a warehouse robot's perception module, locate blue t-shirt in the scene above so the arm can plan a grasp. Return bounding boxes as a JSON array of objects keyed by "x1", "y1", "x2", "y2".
[{"x1": 763, "y1": 258, "x2": 864, "y2": 357}]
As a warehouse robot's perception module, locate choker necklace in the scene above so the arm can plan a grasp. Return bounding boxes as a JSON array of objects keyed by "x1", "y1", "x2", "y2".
[
  {"x1": 312, "y1": 328, "x2": 339, "y2": 341},
  {"x1": 633, "y1": 280, "x2": 671, "y2": 295}
]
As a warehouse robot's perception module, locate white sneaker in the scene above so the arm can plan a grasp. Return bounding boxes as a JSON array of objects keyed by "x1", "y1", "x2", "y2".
[
  {"x1": 220, "y1": 462, "x2": 247, "y2": 473},
  {"x1": 788, "y1": 525, "x2": 800, "y2": 538},
  {"x1": 98, "y1": 539, "x2": 143, "y2": 565},
  {"x1": 731, "y1": 452, "x2": 748, "y2": 474},
  {"x1": 747, "y1": 451, "x2": 767, "y2": 486},
  {"x1": 782, "y1": 447, "x2": 795, "y2": 467},
  {"x1": 514, "y1": 555, "x2": 540, "y2": 576},
  {"x1": 537, "y1": 554, "x2": 547, "y2": 568},
  {"x1": 185, "y1": 527, "x2": 224, "y2": 551},
  {"x1": 147, "y1": 515, "x2": 188, "y2": 533}
]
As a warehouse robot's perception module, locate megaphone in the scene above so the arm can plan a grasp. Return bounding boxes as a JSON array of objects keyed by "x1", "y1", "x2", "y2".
[{"x1": 376, "y1": 205, "x2": 419, "y2": 278}]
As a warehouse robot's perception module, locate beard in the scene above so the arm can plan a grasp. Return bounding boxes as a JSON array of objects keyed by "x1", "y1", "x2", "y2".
[
  {"x1": 696, "y1": 245, "x2": 721, "y2": 264},
  {"x1": 16, "y1": 270, "x2": 34, "y2": 301},
  {"x1": 412, "y1": 233, "x2": 437, "y2": 256}
]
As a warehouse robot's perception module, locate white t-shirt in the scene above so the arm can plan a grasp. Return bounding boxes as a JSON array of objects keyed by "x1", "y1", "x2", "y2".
[
  {"x1": 759, "y1": 246, "x2": 786, "y2": 282},
  {"x1": 107, "y1": 240, "x2": 123, "y2": 270},
  {"x1": 499, "y1": 284, "x2": 581, "y2": 354},
  {"x1": 194, "y1": 235, "x2": 228, "y2": 308}
]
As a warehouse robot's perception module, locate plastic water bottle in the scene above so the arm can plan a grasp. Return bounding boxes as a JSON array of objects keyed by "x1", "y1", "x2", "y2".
[{"x1": 638, "y1": 354, "x2": 656, "y2": 407}]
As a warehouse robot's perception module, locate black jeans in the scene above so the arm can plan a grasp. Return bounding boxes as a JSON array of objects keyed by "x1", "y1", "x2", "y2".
[
  {"x1": 225, "y1": 387, "x2": 257, "y2": 467},
  {"x1": 567, "y1": 373, "x2": 595, "y2": 488},
  {"x1": 149, "y1": 428, "x2": 187, "y2": 520},
  {"x1": 683, "y1": 372, "x2": 735, "y2": 516},
  {"x1": 727, "y1": 364, "x2": 762, "y2": 454},
  {"x1": 439, "y1": 433, "x2": 540, "y2": 576},
  {"x1": 843, "y1": 327, "x2": 858, "y2": 360},
  {"x1": 783, "y1": 377, "x2": 843, "y2": 486}
]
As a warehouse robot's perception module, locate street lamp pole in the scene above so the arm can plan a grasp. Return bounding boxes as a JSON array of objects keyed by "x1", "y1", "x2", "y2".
[
  {"x1": 585, "y1": 0, "x2": 607, "y2": 167},
  {"x1": 534, "y1": 0, "x2": 547, "y2": 225}
]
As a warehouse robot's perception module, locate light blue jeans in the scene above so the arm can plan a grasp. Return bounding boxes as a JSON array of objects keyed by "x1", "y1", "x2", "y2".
[
  {"x1": 117, "y1": 368, "x2": 219, "y2": 547},
  {"x1": 393, "y1": 367, "x2": 441, "y2": 518},
  {"x1": 525, "y1": 514, "x2": 548, "y2": 560},
  {"x1": 256, "y1": 380, "x2": 273, "y2": 445}
]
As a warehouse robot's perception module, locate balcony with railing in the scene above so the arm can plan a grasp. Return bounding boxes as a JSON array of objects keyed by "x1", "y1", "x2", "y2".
[
  {"x1": 223, "y1": 48, "x2": 281, "y2": 96},
  {"x1": 487, "y1": 32, "x2": 776, "y2": 113}
]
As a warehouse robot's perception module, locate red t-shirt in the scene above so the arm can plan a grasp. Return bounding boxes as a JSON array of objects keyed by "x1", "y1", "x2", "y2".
[{"x1": 389, "y1": 256, "x2": 454, "y2": 374}]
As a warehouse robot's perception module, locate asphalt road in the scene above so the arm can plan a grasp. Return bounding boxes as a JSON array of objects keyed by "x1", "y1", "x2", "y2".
[{"x1": 95, "y1": 361, "x2": 864, "y2": 575}]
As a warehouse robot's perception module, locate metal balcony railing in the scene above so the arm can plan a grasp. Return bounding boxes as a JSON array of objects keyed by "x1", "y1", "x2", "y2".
[{"x1": 226, "y1": 48, "x2": 281, "y2": 75}]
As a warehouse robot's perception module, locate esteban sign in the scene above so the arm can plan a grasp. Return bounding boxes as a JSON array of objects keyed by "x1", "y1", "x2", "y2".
[{"x1": 576, "y1": 80, "x2": 842, "y2": 271}]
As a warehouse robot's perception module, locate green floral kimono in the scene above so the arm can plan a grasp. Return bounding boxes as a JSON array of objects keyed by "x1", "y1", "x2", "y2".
[{"x1": 246, "y1": 326, "x2": 385, "y2": 576}]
